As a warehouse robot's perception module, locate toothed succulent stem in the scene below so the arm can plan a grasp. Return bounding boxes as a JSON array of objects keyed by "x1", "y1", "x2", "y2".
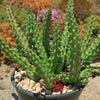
[
  {"x1": 66, "y1": 0, "x2": 82, "y2": 84},
  {"x1": 84, "y1": 36, "x2": 100, "y2": 61},
  {"x1": 42, "y1": 10, "x2": 51, "y2": 57},
  {"x1": 25, "y1": 7, "x2": 36, "y2": 49},
  {"x1": 49, "y1": 22, "x2": 61, "y2": 73},
  {"x1": 26, "y1": 8, "x2": 49, "y2": 66},
  {"x1": 82, "y1": 16, "x2": 94, "y2": 60},
  {"x1": 0, "y1": 36, "x2": 37, "y2": 80},
  {"x1": 55, "y1": 72, "x2": 70, "y2": 84},
  {"x1": 6, "y1": 5, "x2": 28, "y2": 56},
  {"x1": 67, "y1": 0, "x2": 74, "y2": 11},
  {"x1": 55, "y1": 18, "x2": 70, "y2": 73}
]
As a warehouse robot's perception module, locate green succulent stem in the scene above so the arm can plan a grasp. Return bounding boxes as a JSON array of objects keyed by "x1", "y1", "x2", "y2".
[
  {"x1": 66, "y1": 0, "x2": 82, "y2": 84},
  {"x1": 6, "y1": 5, "x2": 29, "y2": 56},
  {"x1": 82, "y1": 16, "x2": 94, "y2": 61},
  {"x1": 49, "y1": 22, "x2": 61, "y2": 73},
  {"x1": 84, "y1": 35, "x2": 100, "y2": 62},
  {"x1": 42, "y1": 10, "x2": 51, "y2": 57},
  {"x1": 26, "y1": 8, "x2": 49, "y2": 66},
  {"x1": 0, "y1": 36, "x2": 37, "y2": 80}
]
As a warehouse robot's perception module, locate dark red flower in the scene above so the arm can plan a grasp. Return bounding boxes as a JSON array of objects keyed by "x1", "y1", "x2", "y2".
[{"x1": 53, "y1": 79, "x2": 64, "y2": 93}]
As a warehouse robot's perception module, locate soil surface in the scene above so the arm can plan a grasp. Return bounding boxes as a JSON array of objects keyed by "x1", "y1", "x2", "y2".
[{"x1": 0, "y1": 64, "x2": 100, "y2": 100}]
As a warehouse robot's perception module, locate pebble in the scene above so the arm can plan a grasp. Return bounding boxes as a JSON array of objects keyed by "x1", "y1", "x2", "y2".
[
  {"x1": 18, "y1": 82, "x2": 23, "y2": 87},
  {"x1": 41, "y1": 92, "x2": 46, "y2": 95},
  {"x1": 20, "y1": 80, "x2": 26, "y2": 86},
  {"x1": 15, "y1": 71, "x2": 18, "y2": 75},
  {"x1": 15, "y1": 79, "x2": 19, "y2": 83},
  {"x1": 52, "y1": 92, "x2": 60, "y2": 95},
  {"x1": 67, "y1": 89, "x2": 73, "y2": 93},
  {"x1": 62, "y1": 86, "x2": 68, "y2": 93},
  {"x1": 32, "y1": 86, "x2": 36, "y2": 91},
  {"x1": 24, "y1": 78, "x2": 30, "y2": 85},
  {"x1": 34, "y1": 82, "x2": 41, "y2": 88},
  {"x1": 36, "y1": 87, "x2": 41, "y2": 92},
  {"x1": 23, "y1": 84, "x2": 29, "y2": 90},
  {"x1": 27, "y1": 80, "x2": 36, "y2": 92},
  {"x1": 28, "y1": 86, "x2": 33, "y2": 92},
  {"x1": 20, "y1": 70, "x2": 26, "y2": 75},
  {"x1": 35, "y1": 89, "x2": 41, "y2": 93},
  {"x1": 32, "y1": 90, "x2": 38, "y2": 93},
  {"x1": 29, "y1": 80, "x2": 36, "y2": 87},
  {"x1": 14, "y1": 72, "x2": 21, "y2": 78}
]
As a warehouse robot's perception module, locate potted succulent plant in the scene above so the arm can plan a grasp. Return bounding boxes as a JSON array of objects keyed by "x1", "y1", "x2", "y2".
[{"x1": 0, "y1": 0, "x2": 100, "y2": 100}]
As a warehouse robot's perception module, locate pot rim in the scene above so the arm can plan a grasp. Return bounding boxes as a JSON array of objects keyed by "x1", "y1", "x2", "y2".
[{"x1": 11, "y1": 69, "x2": 84, "y2": 99}]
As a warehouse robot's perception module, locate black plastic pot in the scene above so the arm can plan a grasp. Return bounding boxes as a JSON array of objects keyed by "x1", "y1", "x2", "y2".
[{"x1": 11, "y1": 70, "x2": 83, "y2": 100}]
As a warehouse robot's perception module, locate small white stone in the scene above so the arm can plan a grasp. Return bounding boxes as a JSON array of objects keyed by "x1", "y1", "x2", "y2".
[
  {"x1": 28, "y1": 87, "x2": 33, "y2": 92},
  {"x1": 23, "y1": 84, "x2": 29, "y2": 90},
  {"x1": 28, "y1": 81, "x2": 36, "y2": 92},
  {"x1": 18, "y1": 82, "x2": 23, "y2": 87},
  {"x1": 52, "y1": 92, "x2": 60, "y2": 95},
  {"x1": 36, "y1": 87, "x2": 41, "y2": 92},
  {"x1": 67, "y1": 89, "x2": 73, "y2": 93},
  {"x1": 20, "y1": 70, "x2": 26, "y2": 75},
  {"x1": 36, "y1": 89, "x2": 40, "y2": 93},
  {"x1": 14, "y1": 73, "x2": 21, "y2": 78},
  {"x1": 24, "y1": 78, "x2": 30, "y2": 85},
  {"x1": 62, "y1": 86, "x2": 68, "y2": 94},
  {"x1": 15, "y1": 71, "x2": 18, "y2": 75},
  {"x1": 24, "y1": 78, "x2": 30, "y2": 81},
  {"x1": 64, "y1": 86, "x2": 69, "y2": 90},
  {"x1": 32, "y1": 86, "x2": 36, "y2": 91},
  {"x1": 29, "y1": 80, "x2": 36, "y2": 86},
  {"x1": 20, "y1": 80, "x2": 25, "y2": 85},
  {"x1": 41, "y1": 92, "x2": 46, "y2": 95},
  {"x1": 32, "y1": 90, "x2": 38, "y2": 93},
  {"x1": 15, "y1": 79, "x2": 19, "y2": 83},
  {"x1": 34, "y1": 83, "x2": 41, "y2": 88}
]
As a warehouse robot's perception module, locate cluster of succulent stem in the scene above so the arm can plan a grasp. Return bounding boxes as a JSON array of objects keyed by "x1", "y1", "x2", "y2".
[{"x1": 0, "y1": 0, "x2": 100, "y2": 89}]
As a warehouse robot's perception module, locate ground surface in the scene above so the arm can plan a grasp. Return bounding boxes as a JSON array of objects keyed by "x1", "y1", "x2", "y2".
[{"x1": 0, "y1": 64, "x2": 100, "y2": 100}]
